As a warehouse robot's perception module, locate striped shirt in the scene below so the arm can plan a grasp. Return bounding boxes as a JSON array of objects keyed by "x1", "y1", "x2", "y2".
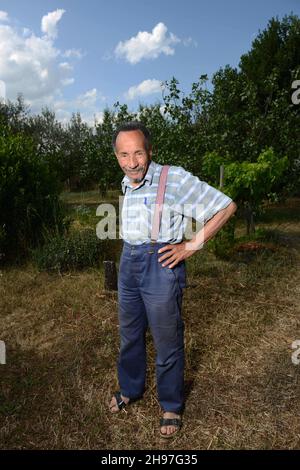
[{"x1": 120, "y1": 160, "x2": 233, "y2": 245}]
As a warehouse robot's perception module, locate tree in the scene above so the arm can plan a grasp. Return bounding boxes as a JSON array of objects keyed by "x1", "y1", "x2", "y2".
[
  {"x1": 161, "y1": 75, "x2": 212, "y2": 175},
  {"x1": 27, "y1": 107, "x2": 66, "y2": 178},
  {"x1": 94, "y1": 108, "x2": 123, "y2": 194},
  {"x1": 0, "y1": 122, "x2": 65, "y2": 262},
  {"x1": 202, "y1": 148, "x2": 289, "y2": 234},
  {"x1": 62, "y1": 112, "x2": 93, "y2": 190}
]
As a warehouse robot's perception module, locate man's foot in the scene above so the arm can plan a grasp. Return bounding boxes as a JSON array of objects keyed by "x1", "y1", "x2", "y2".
[
  {"x1": 109, "y1": 392, "x2": 130, "y2": 413},
  {"x1": 160, "y1": 412, "x2": 182, "y2": 438}
]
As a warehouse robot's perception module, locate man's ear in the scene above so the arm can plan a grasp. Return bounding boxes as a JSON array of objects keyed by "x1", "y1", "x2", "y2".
[{"x1": 148, "y1": 146, "x2": 153, "y2": 159}]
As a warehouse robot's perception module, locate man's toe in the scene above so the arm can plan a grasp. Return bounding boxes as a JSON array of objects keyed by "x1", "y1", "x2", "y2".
[
  {"x1": 109, "y1": 397, "x2": 118, "y2": 412},
  {"x1": 160, "y1": 425, "x2": 176, "y2": 436},
  {"x1": 109, "y1": 394, "x2": 130, "y2": 413}
]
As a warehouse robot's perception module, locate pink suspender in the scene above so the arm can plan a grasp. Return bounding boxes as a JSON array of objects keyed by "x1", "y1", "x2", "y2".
[{"x1": 150, "y1": 165, "x2": 170, "y2": 243}]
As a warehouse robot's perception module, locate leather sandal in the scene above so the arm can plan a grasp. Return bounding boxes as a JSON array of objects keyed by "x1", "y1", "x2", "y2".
[
  {"x1": 159, "y1": 417, "x2": 182, "y2": 439},
  {"x1": 109, "y1": 391, "x2": 130, "y2": 412},
  {"x1": 109, "y1": 391, "x2": 141, "y2": 413}
]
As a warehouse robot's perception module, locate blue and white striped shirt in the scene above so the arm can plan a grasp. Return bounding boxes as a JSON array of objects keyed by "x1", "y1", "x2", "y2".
[{"x1": 120, "y1": 160, "x2": 233, "y2": 245}]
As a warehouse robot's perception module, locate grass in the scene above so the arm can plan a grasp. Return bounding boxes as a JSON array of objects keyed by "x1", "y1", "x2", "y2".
[
  {"x1": 0, "y1": 198, "x2": 300, "y2": 449},
  {"x1": 61, "y1": 190, "x2": 121, "y2": 235},
  {"x1": 60, "y1": 189, "x2": 121, "y2": 206}
]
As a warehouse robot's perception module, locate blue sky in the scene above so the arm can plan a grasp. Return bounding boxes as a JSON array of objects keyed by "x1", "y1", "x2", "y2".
[{"x1": 0, "y1": 0, "x2": 299, "y2": 125}]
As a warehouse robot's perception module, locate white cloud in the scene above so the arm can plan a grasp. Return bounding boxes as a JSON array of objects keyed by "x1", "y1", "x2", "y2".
[
  {"x1": 41, "y1": 9, "x2": 65, "y2": 39},
  {"x1": 61, "y1": 78, "x2": 74, "y2": 86},
  {"x1": 182, "y1": 36, "x2": 198, "y2": 48},
  {"x1": 115, "y1": 22, "x2": 180, "y2": 64},
  {"x1": 62, "y1": 48, "x2": 84, "y2": 59},
  {"x1": 59, "y1": 62, "x2": 73, "y2": 72},
  {"x1": 0, "y1": 11, "x2": 104, "y2": 126},
  {"x1": 22, "y1": 28, "x2": 31, "y2": 37},
  {"x1": 51, "y1": 88, "x2": 106, "y2": 126},
  {"x1": 0, "y1": 11, "x2": 75, "y2": 108},
  {"x1": 0, "y1": 11, "x2": 9, "y2": 22},
  {"x1": 125, "y1": 79, "x2": 163, "y2": 100},
  {"x1": 0, "y1": 79, "x2": 6, "y2": 101},
  {"x1": 75, "y1": 88, "x2": 97, "y2": 108},
  {"x1": 159, "y1": 104, "x2": 166, "y2": 115}
]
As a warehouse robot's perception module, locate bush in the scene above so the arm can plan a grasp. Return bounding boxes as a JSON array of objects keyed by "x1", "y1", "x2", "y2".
[
  {"x1": 32, "y1": 228, "x2": 112, "y2": 272},
  {"x1": 0, "y1": 124, "x2": 65, "y2": 263},
  {"x1": 207, "y1": 218, "x2": 236, "y2": 259}
]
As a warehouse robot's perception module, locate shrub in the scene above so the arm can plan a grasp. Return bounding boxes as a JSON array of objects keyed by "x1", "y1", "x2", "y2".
[
  {"x1": 207, "y1": 217, "x2": 236, "y2": 259},
  {"x1": 0, "y1": 124, "x2": 65, "y2": 263},
  {"x1": 32, "y1": 228, "x2": 112, "y2": 272}
]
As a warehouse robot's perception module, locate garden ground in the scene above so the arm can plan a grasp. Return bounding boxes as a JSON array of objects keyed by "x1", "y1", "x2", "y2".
[{"x1": 1, "y1": 198, "x2": 300, "y2": 449}]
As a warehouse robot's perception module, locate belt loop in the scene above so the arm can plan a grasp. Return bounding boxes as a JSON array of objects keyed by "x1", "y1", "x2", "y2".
[{"x1": 148, "y1": 239, "x2": 155, "y2": 254}]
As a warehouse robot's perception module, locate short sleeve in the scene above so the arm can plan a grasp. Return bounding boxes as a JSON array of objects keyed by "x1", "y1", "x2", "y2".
[{"x1": 171, "y1": 167, "x2": 233, "y2": 224}]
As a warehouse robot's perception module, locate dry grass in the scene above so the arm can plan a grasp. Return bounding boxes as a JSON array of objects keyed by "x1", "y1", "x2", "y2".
[
  {"x1": 1, "y1": 199, "x2": 300, "y2": 449},
  {"x1": 60, "y1": 189, "x2": 121, "y2": 205}
]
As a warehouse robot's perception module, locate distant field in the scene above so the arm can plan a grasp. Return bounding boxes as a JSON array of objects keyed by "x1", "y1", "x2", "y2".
[{"x1": 1, "y1": 198, "x2": 300, "y2": 450}]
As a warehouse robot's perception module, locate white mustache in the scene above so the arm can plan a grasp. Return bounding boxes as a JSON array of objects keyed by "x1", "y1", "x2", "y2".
[{"x1": 126, "y1": 168, "x2": 144, "y2": 173}]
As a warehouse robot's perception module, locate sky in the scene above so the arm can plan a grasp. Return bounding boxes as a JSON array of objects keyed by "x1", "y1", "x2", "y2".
[{"x1": 0, "y1": 0, "x2": 299, "y2": 125}]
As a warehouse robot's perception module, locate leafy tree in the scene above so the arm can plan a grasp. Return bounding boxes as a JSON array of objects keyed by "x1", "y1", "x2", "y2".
[
  {"x1": 27, "y1": 107, "x2": 66, "y2": 178},
  {"x1": 0, "y1": 94, "x2": 30, "y2": 133},
  {"x1": 94, "y1": 108, "x2": 123, "y2": 194},
  {"x1": 161, "y1": 75, "x2": 211, "y2": 175},
  {"x1": 0, "y1": 122, "x2": 65, "y2": 262},
  {"x1": 202, "y1": 148, "x2": 289, "y2": 234},
  {"x1": 240, "y1": 14, "x2": 300, "y2": 100},
  {"x1": 62, "y1": 112, "x2": 93, "y2": 190}
]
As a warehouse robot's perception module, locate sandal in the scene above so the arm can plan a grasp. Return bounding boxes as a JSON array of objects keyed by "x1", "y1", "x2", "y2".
[
  {"x1": 109, "y1": 391, "x2": 140, "y2": 413},
  {"x1": 109, "y1": 391, "x2": 129, "y2": 412},
  {"x1": 159, "y1": 417, "x2": 182, "y2": 439}
]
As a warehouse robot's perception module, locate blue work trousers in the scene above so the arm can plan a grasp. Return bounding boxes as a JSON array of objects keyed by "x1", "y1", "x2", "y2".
[{"x1": 117, "y1": 241, "x2": 186, "y2": 414}]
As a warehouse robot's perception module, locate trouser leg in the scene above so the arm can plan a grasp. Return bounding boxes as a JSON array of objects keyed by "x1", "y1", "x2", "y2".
[
  {"x1": 117, "y1": 257, "x2": 148, "y2": 399},
  {"x1": 141, "y1": 252, "x2": 185, "y2": 414}
]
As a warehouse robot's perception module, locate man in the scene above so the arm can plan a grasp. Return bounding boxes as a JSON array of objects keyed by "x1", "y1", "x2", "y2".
[{"x1": 109, "y1": 121, "x2": 237, "y2": 438}]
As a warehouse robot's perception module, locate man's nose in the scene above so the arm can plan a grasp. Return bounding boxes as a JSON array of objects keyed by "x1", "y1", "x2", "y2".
[{"x1": 128, "y1": 155, "x2": 138, "y2": 168}]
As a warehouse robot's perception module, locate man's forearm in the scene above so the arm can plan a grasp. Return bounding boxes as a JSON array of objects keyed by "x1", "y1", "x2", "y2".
[
  {"x1": 186, "y1": 201, "x2": 237, "y2": 251},
  {"x1": 158, "y1": 201, "x2": 237, "y2": 268}
]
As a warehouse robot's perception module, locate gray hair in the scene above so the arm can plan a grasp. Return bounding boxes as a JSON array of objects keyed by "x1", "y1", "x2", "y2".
[{"x1": 112, "y1": 121, "x2": 152, "y2": 152}]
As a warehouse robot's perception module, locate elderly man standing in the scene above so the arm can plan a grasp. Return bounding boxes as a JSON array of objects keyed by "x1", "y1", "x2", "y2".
[{"x1": 109, "y1": 121, "x2": 237, "y2": 438}]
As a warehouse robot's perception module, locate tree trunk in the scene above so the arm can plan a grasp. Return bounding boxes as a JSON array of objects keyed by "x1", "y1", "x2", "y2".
[{"x1": 244, "y1": 202, "x2": 255, "y2": 235}]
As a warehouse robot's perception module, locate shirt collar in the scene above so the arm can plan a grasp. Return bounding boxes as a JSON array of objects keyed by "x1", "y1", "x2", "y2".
[{"x1": 121, "y1": 160, "x2": 156, "y2": 193}]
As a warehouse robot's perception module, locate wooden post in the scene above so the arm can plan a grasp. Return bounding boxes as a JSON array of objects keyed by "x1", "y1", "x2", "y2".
[
  {"x1": 0, "y1": 340, "x2": 6, "y2": 365},
  {"x1": 103, "y1": 260, "x2": 118, "y2": 291},
  {"x1": 219, "y1": 165, "x2": 224, "y2": 188}
]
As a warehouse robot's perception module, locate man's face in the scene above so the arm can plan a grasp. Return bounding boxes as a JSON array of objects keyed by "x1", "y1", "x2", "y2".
[{"x1": 114, "y1": 130, "x2": 152, "y2": 186}]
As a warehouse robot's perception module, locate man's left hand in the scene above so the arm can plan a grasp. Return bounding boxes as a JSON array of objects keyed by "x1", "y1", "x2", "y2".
[{"x1": 158, "y1": 242, "x2": 197, "y2": 269}]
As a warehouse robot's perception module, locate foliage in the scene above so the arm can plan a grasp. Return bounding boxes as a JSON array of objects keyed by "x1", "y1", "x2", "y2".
[
  {"x1": 224, "y1": 148, "x2": 289, "y2": 204},
  {"x1": 1, "y1": 13, "x2": 299, "y2": 261},
  {"x1": 203, "y1": 147, "x2": 289, "y2": 233},
  {"x1": 0, "y1": 122, "x2": 65, "y2": 262},
  {"x1": 32, "y1": 228, "x2": 104, "y2": 272},
  {"x1": 207, "y1": 217, "x2": 236, "y2": 259}
]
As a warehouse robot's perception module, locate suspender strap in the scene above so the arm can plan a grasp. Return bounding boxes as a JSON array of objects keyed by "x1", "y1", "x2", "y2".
[{"x1": 150, "y1": 165, "x2": 170, "y2": 243}]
